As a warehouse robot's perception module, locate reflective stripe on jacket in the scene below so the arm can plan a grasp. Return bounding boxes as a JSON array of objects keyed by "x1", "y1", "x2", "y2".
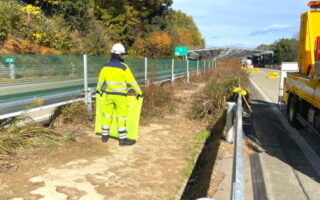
[{"x1": 96, "y1": 58, "x2": 142, "y2": 96}]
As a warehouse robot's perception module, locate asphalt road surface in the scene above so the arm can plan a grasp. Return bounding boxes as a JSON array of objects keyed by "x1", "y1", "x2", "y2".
[{"x1": 248, "y1": 68, "x2": 320, "y2": 200}]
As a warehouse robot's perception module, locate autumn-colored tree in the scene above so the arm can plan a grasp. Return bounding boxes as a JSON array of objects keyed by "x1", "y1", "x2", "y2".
[
  {"x1": 146, "y1": 32, "x2": 172, "y2": 58},
  {"x1": 168, "y1": 11, "x2": 205, "y2": 49},
  {"x1": 131, "y1": 37, "x2": 147, "y2": 57},
  {"x1": 1, "y1": 0, "x2": 204, "y2": 57}
]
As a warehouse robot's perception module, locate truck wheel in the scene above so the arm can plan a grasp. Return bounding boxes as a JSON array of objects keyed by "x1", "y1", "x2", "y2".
[{"x1": 288, "y1": 97, "x2": 303, "y2": 129}]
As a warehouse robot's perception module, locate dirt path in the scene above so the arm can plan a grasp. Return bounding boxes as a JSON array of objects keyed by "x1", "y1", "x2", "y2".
[{"x1": 0, "y1": 83, "x2": 206, "y2": 200}]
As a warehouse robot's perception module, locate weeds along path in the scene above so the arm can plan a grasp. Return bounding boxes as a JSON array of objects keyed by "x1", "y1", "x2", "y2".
[{"x1": 0, "y1": 81, "x2": 207, "y2": 200}]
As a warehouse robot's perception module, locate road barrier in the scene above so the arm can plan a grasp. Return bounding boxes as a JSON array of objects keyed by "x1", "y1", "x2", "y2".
[
  {"x1": 231, "y1": 91, "x2": 245, "y2": 200},
  {"x1": 0, "y1": 53, "x2": 215, "y2": 118},
  {"x1": 197, "y1": 91, "x2": 244, "y2": 200}
]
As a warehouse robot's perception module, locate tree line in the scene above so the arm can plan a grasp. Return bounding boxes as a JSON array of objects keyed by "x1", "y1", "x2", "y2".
[
  {"x1": 0, "y1": 0, "x2": 205, "y2": 58},
  {"x1": 256, "y1": 37, "x2": 299, "y2": 64}
]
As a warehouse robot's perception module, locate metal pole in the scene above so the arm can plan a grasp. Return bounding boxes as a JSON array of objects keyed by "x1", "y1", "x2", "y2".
[
  {"x1": 9, "y1": 63, "x2": 15, "y2": 79},
  {"x1": 226, "y1": 102, "x2": 236, "y2": 143},
  {"x1": 145, "y1": 57, "x2": 148, "y2": 86},
  {"x1": 87, "y1": 88, "x2": 93, "y2": 120},
  {"x1": 197, "y1": 60, "x2": 199, "y2": 75},
  {"x1": 171, "y1": 59, "x2": 175, "y2": 84},
  {"x1": 204, "y1": 61, "x2": 206, "y2": 75},
  {"x1": 187, "y1": 59, "x2": 190, "y2": 84},
  {"x1": 83, "y1": 55, "x2": 92, "y2": 115},
  {"x1": 83, "y1": 55, "x2": 88, "y2": 104}
]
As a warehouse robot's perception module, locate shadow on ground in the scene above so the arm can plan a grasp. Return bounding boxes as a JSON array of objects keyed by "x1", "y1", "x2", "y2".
[{"x1": 244, "y1": 97, "x2": 320, "y2": 186}]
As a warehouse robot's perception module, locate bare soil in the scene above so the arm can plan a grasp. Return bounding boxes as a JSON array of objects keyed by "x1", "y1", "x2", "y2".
[{"x1": 0, "y1": 83, "x2": 211, "y2": 200}]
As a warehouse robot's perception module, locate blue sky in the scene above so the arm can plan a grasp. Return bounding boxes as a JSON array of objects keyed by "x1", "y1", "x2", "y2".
[{"x1": 172, "y1": 0, "x2": 310, "y2": 48}]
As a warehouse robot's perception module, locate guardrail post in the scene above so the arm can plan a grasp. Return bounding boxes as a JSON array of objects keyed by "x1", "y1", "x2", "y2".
[
  {"x1": 197, "y1": 60, "x2": 199, "y2": 75},
  {"x1": 171, "y1": 59, "x2": 175, "y2": 85},
  {"x1": 187, "y1": 59, "x2": 190, "y2": 84},
  {"x1": 9, "y1": 63, "x2": 16, "y2": 79},
  {"x1": 226, "y1": 102, "x2": 236, "y2": 143},
  {"x1": 83, "y1": 55, "x2": 92, "y2": 118},
  {"x1": 87, "y1": 88, "x2": 93, "y2": 120},
  {"x1": 145, "y1": 57, "x2": 148, "y2": 86}
]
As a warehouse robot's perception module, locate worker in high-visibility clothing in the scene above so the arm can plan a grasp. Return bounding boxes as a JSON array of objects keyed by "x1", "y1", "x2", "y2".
[{"x1": 96, "y1": 43, "x2": 143, "y2": 146}]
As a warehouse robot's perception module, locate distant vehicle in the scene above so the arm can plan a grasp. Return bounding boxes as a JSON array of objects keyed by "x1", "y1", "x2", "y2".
[{"x1": 282, "y1": 1, "x2": 320, "y2": 131}]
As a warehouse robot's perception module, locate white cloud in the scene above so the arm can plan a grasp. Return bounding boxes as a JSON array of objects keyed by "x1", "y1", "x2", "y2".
[{"x1": 250, "y1": 24, "x2": 293, "y2": 36}]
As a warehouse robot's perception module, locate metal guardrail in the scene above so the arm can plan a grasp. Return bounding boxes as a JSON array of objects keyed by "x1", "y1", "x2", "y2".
[
  {"x1": 231, "y1": 92, "x2": 245, "y2": 200},
  {"x1": 197, "y1": 92, "x2": 244, "y2": 200}
]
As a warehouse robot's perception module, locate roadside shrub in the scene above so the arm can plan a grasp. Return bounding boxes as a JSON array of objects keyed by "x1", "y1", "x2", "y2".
[
  {"x1": 141, "y1": 82, "x2": 174, "y2": 119},
  {"x1": 190, "y1": 58, "x2": 248, "y2": 127},
  {"x1": 51, "y1": 101, "x2": 89, "y2": 125}
]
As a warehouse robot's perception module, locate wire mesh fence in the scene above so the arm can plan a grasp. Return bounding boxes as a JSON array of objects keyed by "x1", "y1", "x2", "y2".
[{"x1": 0, "y1": 53, "x2": 215, "y2": 115}]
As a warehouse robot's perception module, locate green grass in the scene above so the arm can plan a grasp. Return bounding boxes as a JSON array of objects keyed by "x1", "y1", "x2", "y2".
[
  {"x1": 182, "y1": 130, "x2": 209, "y2": 177},
  {"x1": 64, "y1": 135, "x2": 76, "y2": 142},
  {"x1": 193, "y1": 130, "x2": 209, "y2": 141}
]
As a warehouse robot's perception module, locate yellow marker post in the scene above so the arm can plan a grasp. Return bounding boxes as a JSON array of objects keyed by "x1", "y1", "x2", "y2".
[
  {"x1": 267, "y1": 72, "x2": 279, "y2": 78},
  {"x1": 252, "y1": 68, "x2": 260, "y2": 73},
  {"x1": 233, "y1": 87, "x2": 252, "y2": 112},
  {"x1": 233, "y1": 87, "x2": 247, "y2": 96}
]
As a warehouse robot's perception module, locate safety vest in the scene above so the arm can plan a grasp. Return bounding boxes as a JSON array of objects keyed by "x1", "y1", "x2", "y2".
[{"x1": 96, "y1": 58, "x2": 142, "y2": 96}]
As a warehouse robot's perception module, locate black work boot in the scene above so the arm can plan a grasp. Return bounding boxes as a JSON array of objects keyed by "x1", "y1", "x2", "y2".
[
  {"x1": 101, "y1": 135, "x2": 109, "y2": 143},
  {"x1": 119, "y1": 138, "x2": 136, "y2": 146}
]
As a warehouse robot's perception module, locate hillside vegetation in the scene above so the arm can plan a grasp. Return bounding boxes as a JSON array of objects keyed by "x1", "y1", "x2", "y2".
[
  {"x1": 0, "y1": 0, "x2": 205, "y2": 58},
  {"x1": 256, "y1": 37, "x2": 299, "y2": 64}
]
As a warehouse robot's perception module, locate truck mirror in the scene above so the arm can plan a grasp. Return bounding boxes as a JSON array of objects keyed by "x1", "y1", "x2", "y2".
[
  {"x1": 316, "y1": 36, "x2": 320, "y2": 76},
  {"x1": 316, "y1": 36, "x2": 320, "y2": 60}
]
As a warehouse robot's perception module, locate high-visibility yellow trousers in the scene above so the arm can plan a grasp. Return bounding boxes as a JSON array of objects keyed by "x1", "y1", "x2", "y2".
[
  {"x1": 95, "y1": 94, "x2": 143, "y2": 140},
  {"x1": 101, "y1": 94, "x2": 127, "y2": 139}
]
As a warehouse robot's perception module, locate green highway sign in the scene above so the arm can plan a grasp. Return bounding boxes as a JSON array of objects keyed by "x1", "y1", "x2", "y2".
[
  {"x1": 4, "y1": 58, "x2": 15, "y2": 63},
  {"x1": 174, "y1": 46, "x2": 188, "y2": 56}
]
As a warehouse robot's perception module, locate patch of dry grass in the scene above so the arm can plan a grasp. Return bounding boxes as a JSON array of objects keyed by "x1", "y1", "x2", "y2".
[
  {"x1": 50, "y1": 101, "x2": 90, "y2": 128},
  {"x1": 141, "y1": 81, "x2": 175, "y2": 119},
  {"x1": 0, "y1": 122, "x2": 65, "y2": 159},
  {"x1": 190, "y1": 58, "x2": 249, "y2": 128}
]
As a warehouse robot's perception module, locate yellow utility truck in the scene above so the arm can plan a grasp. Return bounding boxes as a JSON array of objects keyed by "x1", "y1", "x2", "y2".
[{"x1": 282, "y1": 1, "x2": 320, "y2": 130}]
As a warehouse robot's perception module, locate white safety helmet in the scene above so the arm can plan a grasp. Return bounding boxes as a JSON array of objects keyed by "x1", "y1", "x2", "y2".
[{"x1": 111, "y1": 43, "x2": 126, "y2": 54}]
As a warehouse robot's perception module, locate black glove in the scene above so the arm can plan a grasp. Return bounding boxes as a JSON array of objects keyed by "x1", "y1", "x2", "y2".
[
  {"x1": 101, "y1": 135, "x2": 108, "y2": 143},
  {"x1": 136, "y1": 94, "x2": 144, "y2": 100},
  {"x1": 96, "y1": 90, "x2": 103, "y2": 97}
]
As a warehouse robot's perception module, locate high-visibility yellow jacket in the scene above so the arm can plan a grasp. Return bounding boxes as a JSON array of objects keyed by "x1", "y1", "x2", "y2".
[{"x1": 96, "y1": 58, "x2": 142, "y2": 96}]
